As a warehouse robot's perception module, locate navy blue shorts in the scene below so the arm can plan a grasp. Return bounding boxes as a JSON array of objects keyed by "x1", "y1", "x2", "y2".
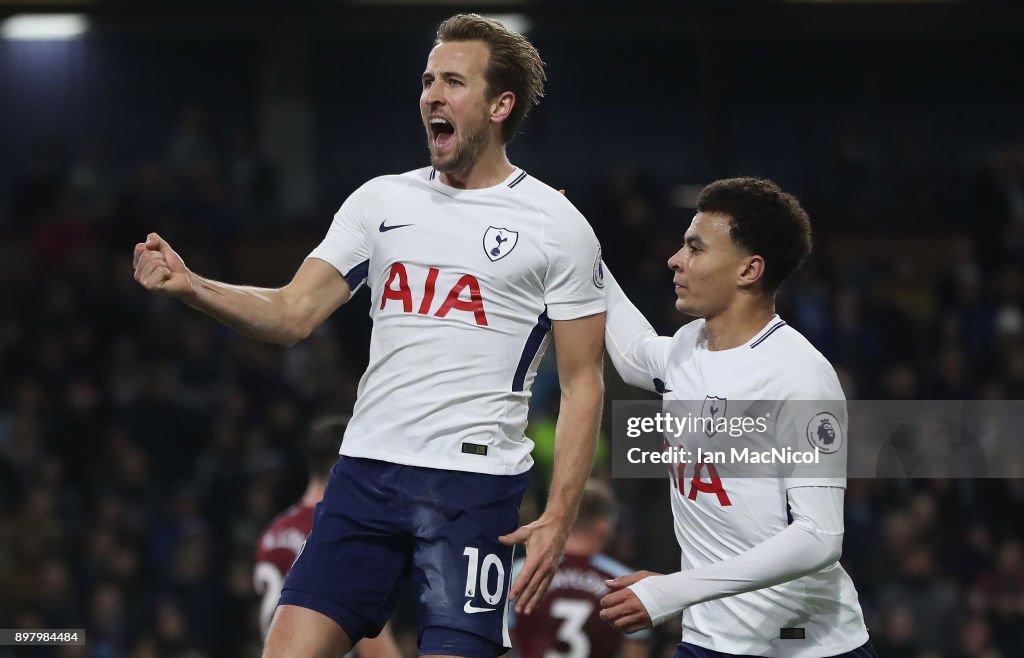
[
  {"x1": 673, "y1": 639, "x2": 877, "y2": 658},
  {"x1": 280, "y1": 456, "x2": 529, "y2": 658}
]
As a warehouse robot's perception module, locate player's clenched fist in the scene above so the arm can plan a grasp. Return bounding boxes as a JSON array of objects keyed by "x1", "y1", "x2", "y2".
[{"x1": 132, "y1": 232, "x2": 194, "y2": 298}]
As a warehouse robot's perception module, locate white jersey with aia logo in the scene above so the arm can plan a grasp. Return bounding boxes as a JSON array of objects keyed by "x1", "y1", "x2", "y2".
[
  {"x1": 309, "y1": 166, "x2": 605, "y2": 475},
  {"x1": 605, "y1": 267, "x2": 869, "y2": 656}
]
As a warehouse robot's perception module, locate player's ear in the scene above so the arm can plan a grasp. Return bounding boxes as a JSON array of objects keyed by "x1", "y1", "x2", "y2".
[
  {"x1": 490, "y1": 91, "x2": 515, "y2": 125},
  {"x1": 738, "y1": 255, "x2": 766, "y2": 289}
]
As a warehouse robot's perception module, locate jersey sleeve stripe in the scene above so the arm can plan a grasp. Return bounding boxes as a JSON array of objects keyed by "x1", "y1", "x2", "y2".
[
  {"x1": 343, "y1": 259, "x2": 370, "y2": 290},
  {"x1": 512, "y1": 309, "x2": 551, "y2": 392},
  {"x1": 750, "y1": 321, "x2": 787, "y2": 349}
]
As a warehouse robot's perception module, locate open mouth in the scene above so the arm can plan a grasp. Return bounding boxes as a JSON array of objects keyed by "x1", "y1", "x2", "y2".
[{"x1": 429, "y1": 117, "x2": 455, "y2": 149}]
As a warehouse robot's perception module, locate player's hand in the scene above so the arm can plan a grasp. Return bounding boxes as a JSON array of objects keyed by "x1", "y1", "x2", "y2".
[
  {"x1": 604, "y1": 570, "x2": 659, "y2": 591},
  {"x1": 499, "y1": 514, "x2": 570, "y2": 615},
  {"x1": 133, "y1": 232, "x2": 195, "y2": 299},
  {"x1": 600, "y1": 571, "x2": 659, "y2": 633}
]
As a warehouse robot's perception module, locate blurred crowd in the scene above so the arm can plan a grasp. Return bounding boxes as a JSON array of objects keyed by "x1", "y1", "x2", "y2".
[{"x1": 0, "y1": 101, "x2": 1023, "y2": 658}]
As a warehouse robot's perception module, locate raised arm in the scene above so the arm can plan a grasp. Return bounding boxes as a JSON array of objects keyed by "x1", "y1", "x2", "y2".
[
  {"x1": 501, "y1": 311, "x2": 605, "y2": 614},
  {"x1": 603, "y1": 264, "x2": 671, "y2": 392},
  {"x1": 133, "y1": 232, "x2": 351, "y2": 347}
]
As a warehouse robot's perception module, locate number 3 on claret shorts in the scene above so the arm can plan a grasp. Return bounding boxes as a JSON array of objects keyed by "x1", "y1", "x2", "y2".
[{"x1": 463, "y1": 546, "x2": 505, "y2": 614}]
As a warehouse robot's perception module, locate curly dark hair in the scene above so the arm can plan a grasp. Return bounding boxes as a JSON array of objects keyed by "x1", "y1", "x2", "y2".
[
  {"x1": 436, "y1": 14, "x2": 547, "y2": 143},
  {"x1": 696, "y1": 177, "x2": 812, "y2": 294}
]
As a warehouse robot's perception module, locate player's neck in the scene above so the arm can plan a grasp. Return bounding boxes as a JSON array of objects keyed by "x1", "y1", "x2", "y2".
[
  {"x1": 703, "y1": 298, "x2": 776, "y2": 351},
  {"x1": 300, "y1": 479, "x2": 326, "y2": 507},
  {"x1": 439, "y1": 144, "x2": 514, "y2": 190}
]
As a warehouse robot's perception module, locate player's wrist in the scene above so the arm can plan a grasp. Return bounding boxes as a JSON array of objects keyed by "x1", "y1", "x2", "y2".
[
  {"x1": 178, "y1": 270, "x2": 202, "y2": 304},
  {"x1": 627, "y1": 575, "x2": 675, "y2": 626},
  {"x1": 540, "y1": 488, "x2": 585, "y2": 523},
  {"x1": 537, "y1": 507, "x2": 575, "y2": 533}
]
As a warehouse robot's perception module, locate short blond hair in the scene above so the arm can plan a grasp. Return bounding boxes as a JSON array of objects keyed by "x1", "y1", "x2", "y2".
[{"x1": 435, "y1": 14, "x2": 547, "y2": 143}]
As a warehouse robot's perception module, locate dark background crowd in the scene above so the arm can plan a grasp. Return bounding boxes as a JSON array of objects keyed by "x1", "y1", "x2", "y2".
[{"x1": 1, "y1": 2, "x2": 1023, "y2": 657}]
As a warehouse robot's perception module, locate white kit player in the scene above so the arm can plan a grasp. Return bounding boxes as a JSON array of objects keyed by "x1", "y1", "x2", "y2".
[
  {"x1": 133, "y1": 14, "x2": 606, "y2": 658},
  {"x1": 598, "y1": 178, "x2": 876, "y2": 658}
]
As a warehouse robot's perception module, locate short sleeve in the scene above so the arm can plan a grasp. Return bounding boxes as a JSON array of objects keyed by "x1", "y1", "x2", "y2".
[
  {"x1": 307, "y1": 185, "x2": 372, "y2": 292},
  {"x1": 542, "y1": 208, "x2": 606, "y2": 321}
]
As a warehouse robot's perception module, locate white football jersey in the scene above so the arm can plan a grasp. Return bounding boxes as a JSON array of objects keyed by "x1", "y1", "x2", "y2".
[
  {"x1": 308, "y1": 167, "x2": 605, "y2": 475},
  {"x1": 620, "y1": 314, "x2": 869, "y2": 656}
]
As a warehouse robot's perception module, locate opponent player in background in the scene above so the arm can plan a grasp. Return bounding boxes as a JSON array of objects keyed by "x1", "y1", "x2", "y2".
[
  {"x1": 509, "y1": 480, "x2": 649, "y2": 658},
  {"x1": 134, "y1": 13, "x2": 605, "y2": 658},
  {"x1": 254, "y1": 415, "x2": 401, "y2": 658},
  {"x1": 599, "y1": 178, "x2": 876, "y2": 657}
]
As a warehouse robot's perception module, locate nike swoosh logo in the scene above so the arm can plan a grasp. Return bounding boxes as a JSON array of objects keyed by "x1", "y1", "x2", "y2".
[
  {"x1": 464, "y1": 601, "x2": 497, "y2": 614},
  {"x1": 379, "y1": 220, "x2": 413, "y2": 232}
]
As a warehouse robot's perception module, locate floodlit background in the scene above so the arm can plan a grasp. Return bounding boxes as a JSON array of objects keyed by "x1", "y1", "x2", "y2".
[{"x1": 1, "y1": 1, "x2": 1023, "y2": 656}]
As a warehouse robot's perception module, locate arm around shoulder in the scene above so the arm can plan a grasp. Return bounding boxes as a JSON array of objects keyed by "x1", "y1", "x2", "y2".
[{"x1": 603, "y1": 264, "x2": 670, "y2": 392}]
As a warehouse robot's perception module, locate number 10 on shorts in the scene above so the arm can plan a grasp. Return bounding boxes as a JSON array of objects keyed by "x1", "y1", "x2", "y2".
[{"x1": 463, "y1": 546, "x2": 505, "y2": 605}]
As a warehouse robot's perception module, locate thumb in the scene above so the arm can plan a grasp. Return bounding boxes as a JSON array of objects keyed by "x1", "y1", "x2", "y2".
[
  {"x1": 149, "y1": 232, "x2": 181, "y2": 263},
  {"x1": 498, "y1": 526, "x2": 531, "y2": 546},
  {"x1": 606, "y1": 571, "x2": 652, "y2": 590}
]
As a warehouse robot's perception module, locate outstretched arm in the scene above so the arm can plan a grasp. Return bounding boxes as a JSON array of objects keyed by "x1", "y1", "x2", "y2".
[
  {"x1": 133, "y1": 232, "x2": 351, "y2": 346},
  {"x1": 501, "y1": 312, "x2": 605, "y2": 614},
  {"x1": 603, "y1": 265, "x2": 671, "y2": 392},
  {"x1": 601, "y1": 486, "x2": 845, "y2": 631}
]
